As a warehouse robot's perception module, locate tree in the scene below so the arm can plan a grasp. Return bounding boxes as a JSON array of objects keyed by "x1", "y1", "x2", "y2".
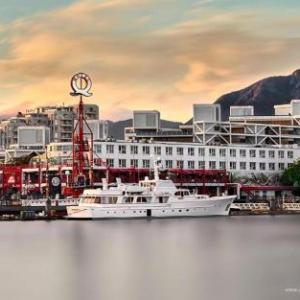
[{"x1": 280, "y1": 160, "x2": 300, "y2": 187}]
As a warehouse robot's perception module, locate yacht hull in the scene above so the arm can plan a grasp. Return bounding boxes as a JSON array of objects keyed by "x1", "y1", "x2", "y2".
[{"x1": 66, "y1": 196, "x2": 235, "y2": 219}]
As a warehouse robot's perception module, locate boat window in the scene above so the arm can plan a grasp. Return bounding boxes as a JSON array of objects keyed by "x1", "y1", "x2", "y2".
[
  {"x1": 124, "y1": 197, "x2": 134, "y2": 203},
  {"x1": 108, "y1": 197, "x2": 118, "y2": 204},
  {"x1": 136, "y1": 197, "x2": 148, "y2": 203},
  {"x1": 175, "y1": 190, "x2": 190, "y2": 197},
  {"x1": 82, "y1": 197, "x2": 98, "y2": 204},
  {"x1": 158, "y1": 196, "x2": 169, "y2": 203}
]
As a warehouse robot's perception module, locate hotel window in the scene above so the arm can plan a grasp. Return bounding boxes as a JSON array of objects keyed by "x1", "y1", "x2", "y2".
[
  {"x1": 278, "y1": 163, "x2": 285, "y2": 170},
  {"x1": 106, "y1": 159, "x2": 114, "y2": 167},
  {"x1": 118, "y1": 145, "x2": 126, "y2": 154},
  {"x1": 259, "y1": 150, "x2": 265, "y2": 158},
  {"x1": 130, "y1": 159, "x2": 138, "y2": 168},
  {"x1": 177, "y1": 147, "x2": 183, "y2": 156},
  {"x1": 188, "y1": 161, "x2": 195, "y2": 169},
  {"x1": 240, "y1": 162, "x2": 246, "y2": 170},
  {"x1": 165, "y1": 160, "x2": 173, "y2": 169},
  {"x1": 230, "y1": 149, "x2": 236, "y2": 157},
  {"x1": 130, "y1": 145, "x2": 138, "y2": 155},
  {"x1": 287, "y1": 151, "x2": 293, "y2": 159},
  {"x1": 250, "y1": 162, "x2": 256, "y2": 170},
  {"x1": 219, "y1": 161, "x2": 226, "y2": 170},
  {"x1": 288, "y1": 163, "x2": 293, "y2": 168},
  {"x1": 230, "y1": 162, "x2": 236, "y2": 170},
  {"x1": 188, "y1": 147, "x2": 195, "y2": 156},
  {"x1": 240, "y1": 149, "x2": 246, "y2": 157},
  {"x1": 177, "y1": 160, "x2": 184, "y2": 169},
  {"x1": 106, "y1": 144, "x2": 114, "y2": 154},
  {"x1": 198, "y1": 148, "x2": 205, "y2": 156},
  {"x1": 219, "y1": 148, "x2": 226, "y2": 157},
  {"x1": 209, "y1": 161, "x2": 216, "y2": 170},
  {"x1": 119, "y1": 159, "x2": 126, "y2": 168},
  {"x1": 154, "y1": 146, "x2": 161, "y2": 155},
  {"x1": 142, "y1": 159, "x2": 150, "y2": 168},
  {"x1": 198, "y1": 161, "x2": 205, "y2": 169},
  {"x1": 259, "y1": 163, "x2": 266, "y2": 171},
  {"x1": 278, "y1": 150, "x2": 284, "y2": 159},
  {"x1": 268, "y1": 150, "x2": 275, "y2": 158},
  {"x1": 142, "y1": 146, "x2": 150, "y2": 155},
  {"x1": 269, "y1": 163, "x2": 275, "y2": 171},
  {"x1": 209, "y1": 148, "x2": 216, "y2": 157},
  {"x1": 166, "y1": 147, "x2": 173, "y2": 156},
  {"x1": 95, "y1": 144, "x2": 101, "y2": 153},
  {"x1": 250, "y1": 150, "x2": 256, "y2": 158}
]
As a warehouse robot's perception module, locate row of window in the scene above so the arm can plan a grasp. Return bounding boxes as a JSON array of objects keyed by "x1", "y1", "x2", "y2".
[
  {"x1": 105, "y1": 159, "x2": 291, "y2": 171},
  {"x1": 50, "y1": 143, "x2": 295, "y2": 160},
  {"x1": 95, "y1": 144, "x2": 294, "y2": 159}
]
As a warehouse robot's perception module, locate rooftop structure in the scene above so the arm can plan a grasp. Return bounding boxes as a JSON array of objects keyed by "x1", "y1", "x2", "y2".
[
  {"x1": 125, "y1": 110, "x2": 193, "y2": 142},
  {"x1": 193, "y1": 104, "x2": 221, "y2": 122},
  {"x1": 230, "y1": 106, "x2": 254, "y2": 117},
  {"x1": 194, "y1": 100, "x2": 300, "y2": 146}
]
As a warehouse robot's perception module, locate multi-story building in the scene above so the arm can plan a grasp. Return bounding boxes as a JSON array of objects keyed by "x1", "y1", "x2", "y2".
[
  {"x1": 0, "y1": 115, "x2": 27, "y2": 148},
  {"x1": 60, "y1": 99, "x2": 299, "y2": 180},
  {"x1": 0, "y1": 104, "x2": 106, "y2": 152},
  {"x1": 2, "y1": 99, "x2": 300, "y2": 183},
  {"x1": 47, "y1": 140, "x2": 297, "y2": 178}
]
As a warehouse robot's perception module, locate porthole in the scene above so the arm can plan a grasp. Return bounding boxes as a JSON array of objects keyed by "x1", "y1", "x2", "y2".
[
  {"x1": 186, "y1": 209, "x2": 189, "y2": 212},
  {"x1": 179, "y1": 209, "x2": 182, "y2": 212}
]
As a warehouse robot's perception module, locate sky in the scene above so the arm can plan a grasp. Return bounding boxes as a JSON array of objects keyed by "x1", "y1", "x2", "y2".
[{"x1": 0, "y1": 0, "x2": 300, "y2": 121}]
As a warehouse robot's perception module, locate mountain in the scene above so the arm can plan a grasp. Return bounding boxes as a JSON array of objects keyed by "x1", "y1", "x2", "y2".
[
  {"x1": 215, "y1": 69, "x2": 300, "y2": 120},
  {"x1": 107, "y1": 119, "x2": 182, "y2": 140},
  {"x1": 107, "y1": 69, "x2": 300, "y2": 138}
]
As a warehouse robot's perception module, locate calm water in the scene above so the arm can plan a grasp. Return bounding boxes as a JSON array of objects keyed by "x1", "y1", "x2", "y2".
[{"x1": 1, "y1": 216, "x2": 300, "y2": 300}]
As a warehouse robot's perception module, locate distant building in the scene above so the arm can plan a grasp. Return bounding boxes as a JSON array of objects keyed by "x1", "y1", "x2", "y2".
[
  {"x1": 84, "y1": 120, "x2": 109, "y2": 140},
  {"x1": 0, "y1": 116, "x2": 27, "y2": 148},
  {"x1": 125, "y1": 110, "x2": 193, "y2": 142},
  {"x1": 0, "y1": 103, "x2": 107, "y2": 160},
  {"x1": 5, "y1": 126, "x2": 50, "y2": 161}
]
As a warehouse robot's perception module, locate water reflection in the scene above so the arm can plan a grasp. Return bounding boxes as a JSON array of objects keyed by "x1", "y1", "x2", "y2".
[{"x1": 0, "y1": 216, "x2": 300, "y2": 300}]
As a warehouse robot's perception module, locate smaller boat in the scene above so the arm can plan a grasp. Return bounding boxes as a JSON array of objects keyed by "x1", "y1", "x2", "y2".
[{"x1": 67, "y1": 161, "x2": 236, "y2": 219}]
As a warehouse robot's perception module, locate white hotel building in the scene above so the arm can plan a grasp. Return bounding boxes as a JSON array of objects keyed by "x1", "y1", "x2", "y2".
[{"x1": 46, "y1": 99, "x2": 300, "y2": 179}]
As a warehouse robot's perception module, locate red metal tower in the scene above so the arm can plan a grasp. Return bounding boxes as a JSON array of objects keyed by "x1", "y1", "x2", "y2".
[{"x1": 70, "y1": 73, "x2": 94, "y2": 190}]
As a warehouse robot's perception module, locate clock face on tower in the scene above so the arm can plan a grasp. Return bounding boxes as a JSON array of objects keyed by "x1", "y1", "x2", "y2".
[
  {"x1": 70, "y1": 73, "x2": 93, "y2": 97},
  {"x1": 51, "y1": 176, "x2": 61, "y2": 187}
]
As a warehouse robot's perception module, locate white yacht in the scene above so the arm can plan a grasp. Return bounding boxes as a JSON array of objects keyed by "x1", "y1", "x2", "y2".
[{"x1": 66, "y1": 162, "x2": 236, "y2": 219}]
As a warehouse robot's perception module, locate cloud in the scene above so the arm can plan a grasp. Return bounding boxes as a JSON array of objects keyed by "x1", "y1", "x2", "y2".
[{"x1": 0, "y1": 0, "x2": 300, "y2": 121}]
